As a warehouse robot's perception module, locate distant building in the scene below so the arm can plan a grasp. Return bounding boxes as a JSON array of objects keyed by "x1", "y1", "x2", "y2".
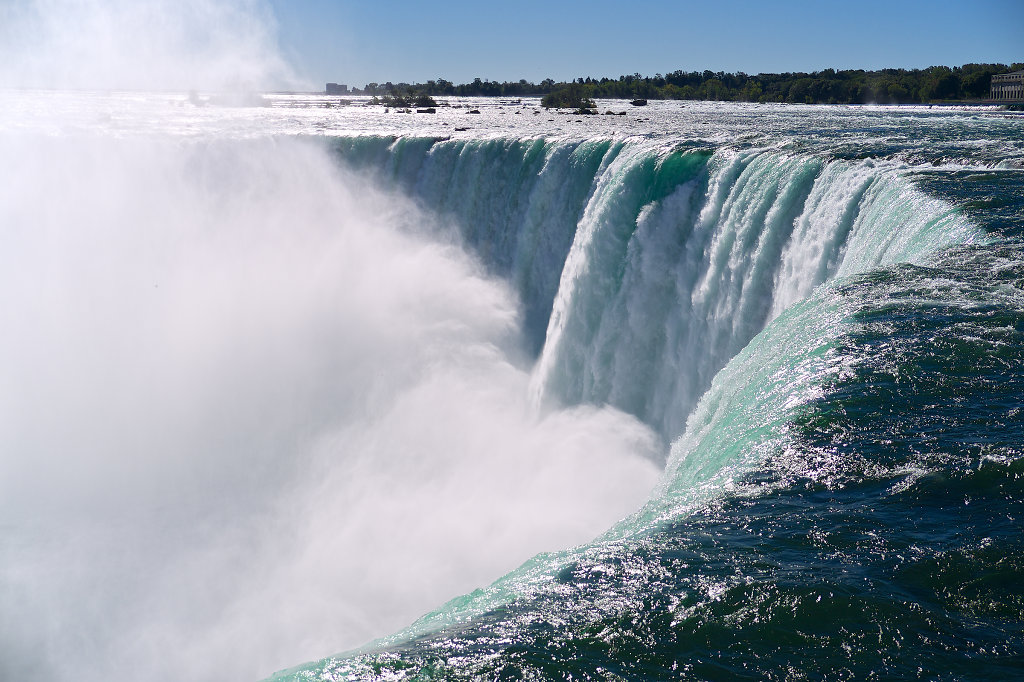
[
  {"x1": 990, "y1": 71, "x2": 1024, "y2": 101},
  {"x1": 326, "y1": 83, "x2": 349, "y2": 96}
]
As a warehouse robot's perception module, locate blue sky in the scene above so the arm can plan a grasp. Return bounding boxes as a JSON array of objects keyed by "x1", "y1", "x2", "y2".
[{"x1": 268, "y1": 0, "x2": 1023, "y2": 88}]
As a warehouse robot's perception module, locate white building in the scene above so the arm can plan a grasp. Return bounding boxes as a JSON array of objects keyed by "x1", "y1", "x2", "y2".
[{"x1": 990, "y1": 71, "x2": 1024, "y2": 101}]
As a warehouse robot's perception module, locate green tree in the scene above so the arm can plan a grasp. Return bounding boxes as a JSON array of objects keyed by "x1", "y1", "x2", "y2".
[{"x1": 541, "y1": 84, "x2": 595, "y2": 110}]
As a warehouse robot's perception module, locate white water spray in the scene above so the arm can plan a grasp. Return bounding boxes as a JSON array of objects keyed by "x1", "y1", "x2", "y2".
[
  {"x1": 0, "y1": 0, "x2": 297, "y2": 91},
  {"x1": 0, "y1": 133, "x2": 659, "y2": 682}
]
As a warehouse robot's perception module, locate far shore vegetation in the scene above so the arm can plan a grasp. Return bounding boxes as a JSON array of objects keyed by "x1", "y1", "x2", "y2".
[
  {"x1": 349, "y1": 63, "x2": 1023, "y2": 105},
  {"x1": 369, "y1": 92, "x2": 438, "y2": 108},
  {"x1": 538, "y1": 83, "x2": 595, "y2": 110}
]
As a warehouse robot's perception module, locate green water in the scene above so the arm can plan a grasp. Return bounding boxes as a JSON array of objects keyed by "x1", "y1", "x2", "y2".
[{"x1": 273, "y1": 108, "x2": 1024, "y2": 681}]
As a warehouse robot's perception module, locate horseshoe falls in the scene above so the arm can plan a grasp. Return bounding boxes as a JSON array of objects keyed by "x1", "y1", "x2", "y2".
[
  {"x1": 1, "y1": 95, "x2": 1023, "y2": 682},
  {"x1": 329, "y1": 136, "x2": 982, "y2": 444}
]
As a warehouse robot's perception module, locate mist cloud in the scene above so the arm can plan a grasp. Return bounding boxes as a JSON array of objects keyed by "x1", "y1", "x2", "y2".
[
  {"x1": 0, "y1": 0, "x2": 299, "y2": 91},
  {"x1": 0, "y1": 132, "x2": 659, "y2": 682}
]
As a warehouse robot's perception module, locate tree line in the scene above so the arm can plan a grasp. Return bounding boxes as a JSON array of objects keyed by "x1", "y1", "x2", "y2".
[{"x1": 353, "y1": 63, "x2": 1022, "y2": 104}]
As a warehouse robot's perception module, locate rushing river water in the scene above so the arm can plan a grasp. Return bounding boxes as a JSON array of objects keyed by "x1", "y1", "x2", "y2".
[{"x1": 1, "y1": 93, "x2": 1022, "y2": 681}]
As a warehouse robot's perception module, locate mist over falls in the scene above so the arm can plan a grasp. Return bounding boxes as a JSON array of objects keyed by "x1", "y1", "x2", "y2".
[
  {"x1": 0, "y1": 134, "x2": 660, "y2": 682},
  {"x1": 0, "y1": 0, "x2": 298, "y2": 91}
]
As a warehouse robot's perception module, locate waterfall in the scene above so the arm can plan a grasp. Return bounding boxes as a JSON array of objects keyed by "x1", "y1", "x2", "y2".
[{"x1": 331, "y1": 139, "x2": 982, "y2": 442}]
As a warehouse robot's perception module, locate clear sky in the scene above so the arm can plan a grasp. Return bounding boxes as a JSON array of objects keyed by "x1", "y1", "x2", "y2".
[{"x1": 268, "y1": 0, "x2": 1023, "y2": 88}]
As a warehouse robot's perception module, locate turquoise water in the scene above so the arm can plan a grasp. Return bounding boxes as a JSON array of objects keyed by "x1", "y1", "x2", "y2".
[{"x1": 269, "y1": 106, "x2": 1024, "y2": 680}]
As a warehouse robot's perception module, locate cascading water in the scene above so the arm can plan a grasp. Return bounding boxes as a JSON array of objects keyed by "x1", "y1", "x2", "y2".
[
  {"x1": 331, "y1": 136, "x2": 620, "y2": 352},
  {"x1": 272, "y1": 131, "x2": 1014, "y2": 680},
  {"x1": 330, "y1": 138, "x2": 981, "y2": 442}
]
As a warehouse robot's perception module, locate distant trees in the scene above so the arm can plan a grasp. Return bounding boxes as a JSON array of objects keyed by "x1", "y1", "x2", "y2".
[
  {"x1": 540, "y1": 84, "x2": 596, "y2": 110},
  {"x1": 370, "y1": 91, "x2": 437, "y2": 108},
  {"x1": 353, "y1": 63, "x2": 1024, "y2": 105}
]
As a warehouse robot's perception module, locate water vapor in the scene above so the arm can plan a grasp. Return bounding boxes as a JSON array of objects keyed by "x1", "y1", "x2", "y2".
[
  {"x1": 0, "y1": 0, "x2": 298, "y2": 91},
  {"x1": 0, "y1": 133, "x2": 659, "y2": 682}
]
